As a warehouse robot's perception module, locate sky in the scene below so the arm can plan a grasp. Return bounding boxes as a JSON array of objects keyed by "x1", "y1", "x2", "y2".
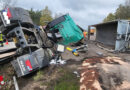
[{"x1": 16, "y1": 0, "x2": 125, "y2": 29}]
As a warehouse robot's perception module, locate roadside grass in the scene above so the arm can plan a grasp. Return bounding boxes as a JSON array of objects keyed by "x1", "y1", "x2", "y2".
[
  {"x1": 48, "y1": 68, "x2": 79, "y2": 90},
  {"x1": 33, "y1": 70, "x2": 44, "y2": 81}
]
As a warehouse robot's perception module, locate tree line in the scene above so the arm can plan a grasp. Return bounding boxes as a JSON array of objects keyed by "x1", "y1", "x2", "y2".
[
  {"x1": 28, "y1": 6, "x2": 64, "y2": 26},
  {"x1": 103, "y1": 0, "x2": 130, "y2": 22},
  {"x1": 28, "y1": 6, "x2": 53, "y2": 26}
]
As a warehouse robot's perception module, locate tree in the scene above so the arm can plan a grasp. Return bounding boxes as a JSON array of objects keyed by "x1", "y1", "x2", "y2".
[
  {"x1": 40, "y1": 6, "x2": 53, "y2": 26},
  {"x1": 103, "y1": 13, "x2": 116, "y2": 22},
  {"x1": 29, "y1": 8, "x2": 41, "y2": 25},
  {"x1": 0, "y1": 0, "x2": 17, "y2": 9},
  {"x1": 115, "y1": 4, "x2": 130, "y2": 19},
  {"x1": 103, "y1": 0, "x2": 130, "y2": 22}
]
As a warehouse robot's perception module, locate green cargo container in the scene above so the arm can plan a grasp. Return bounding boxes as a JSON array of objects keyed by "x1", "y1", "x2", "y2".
[{"x1": 48, "y1": 14, "x2": 83, "y2": 45}]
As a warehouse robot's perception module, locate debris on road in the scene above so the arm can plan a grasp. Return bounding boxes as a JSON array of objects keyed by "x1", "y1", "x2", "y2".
[
  {"x1": 80, "y1": 56, "x2": 130, "y2": 90},
  {"x1": 96, "y1": 52, "x2": 103, "y2": 56},
  {"x1": 57, "y1": 44, "x2": 65, "y2": 53},
  {"x1": 66, "y1": 44, "x2": 88, "y2": 56},
  {"x1": 73, "y1": 71, "x2": 80, "y2": 78},
  {"x1": 50, "y1": 57, "x2": 66, "y2": 65}
]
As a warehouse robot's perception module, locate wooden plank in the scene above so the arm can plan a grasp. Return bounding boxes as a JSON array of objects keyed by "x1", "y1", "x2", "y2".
[{"x1": 0, "y1": 51, "x2": 16, "y2": 59}]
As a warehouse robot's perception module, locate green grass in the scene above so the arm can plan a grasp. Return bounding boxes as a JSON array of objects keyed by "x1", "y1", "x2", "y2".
[
  {"x1": 54, "y1": 81, "x2": 79, "y2": 90},
  {"x1": 33, "y1": 70, "x2": 44, "y2": 81},
  {"x1": 48, "y1": 69, "x2": 79, "y2": 90}
]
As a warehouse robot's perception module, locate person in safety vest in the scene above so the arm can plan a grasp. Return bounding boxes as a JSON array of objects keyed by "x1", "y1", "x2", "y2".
[
  {"x1": 0, "y1": 31, "x2": 3, "y2": 47},
  {"x1": 83, "y1": 31, "x2": 87, "y2": 38}
]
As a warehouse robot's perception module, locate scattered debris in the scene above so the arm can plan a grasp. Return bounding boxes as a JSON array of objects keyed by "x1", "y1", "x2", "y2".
[
  {"x1": 66, "y1": 44, "x2": 88, "y2": 56},
  {"x1": 96, "y1": 52, "x2": 103, "y2": 56},
  {"x1": 50, "y1": 58, "x2": 66, "y2": 65},
  {"x1": 66, "y1": 47, "x2": 79, "y2": 56},
  {"x1": 73, "y1": 71, "x2": 80, "y2": 78},
  {"x1": 13, "y1": 76, "x2": 19, "y2": 90},
  {"x1": 97, "y1": 43, "x2": 114, "y2": 53},
  {"x1": 57, "y1": 44, "x2": 65, "y2": 52},
  {"x1": 80, "y1": 56, "x2": 130, "y2": 90},
  {"x1": 76, "y1": 44, "x2": 88, "y2": 52}
]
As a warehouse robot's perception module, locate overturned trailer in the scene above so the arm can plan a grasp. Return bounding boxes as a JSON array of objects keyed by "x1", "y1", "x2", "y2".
[{"x1": 88, "y1": 20, "x2": 130, "y2": 52}]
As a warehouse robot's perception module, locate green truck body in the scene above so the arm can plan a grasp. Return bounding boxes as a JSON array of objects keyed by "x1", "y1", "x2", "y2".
[{"x1": 48, "y1": 14, "x2": 83, "y2": 45}]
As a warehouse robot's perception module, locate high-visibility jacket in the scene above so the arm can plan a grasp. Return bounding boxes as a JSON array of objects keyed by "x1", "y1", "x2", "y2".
[
  {"x1": 83, "y1": 31, "x2": 87, "y2": 37},
  {"x1": 0, "y1": 34, "x2": 3, "y2": 41}
]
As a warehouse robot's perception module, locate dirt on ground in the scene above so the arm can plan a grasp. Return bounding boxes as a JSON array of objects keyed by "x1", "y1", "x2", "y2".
[
  {"x1": 0, "y1": 40, "x2": 130, "y2": 90},
  {"x1": 80, "y1": 56, "x2": 130, "y2": 90}
]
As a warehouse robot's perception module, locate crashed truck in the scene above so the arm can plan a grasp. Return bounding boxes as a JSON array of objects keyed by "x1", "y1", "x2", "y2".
[{"x1": 0, "y1": 7, "x2": 84, "y2": 77}]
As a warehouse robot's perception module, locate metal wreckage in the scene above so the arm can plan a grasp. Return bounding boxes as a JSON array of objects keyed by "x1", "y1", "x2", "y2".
[{"x1": 0, "y1": 7, "x2": 84, "y2": 77}]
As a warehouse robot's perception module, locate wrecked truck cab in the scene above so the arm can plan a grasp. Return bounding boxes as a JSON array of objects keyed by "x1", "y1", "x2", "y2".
[{"x1": 45, "y1": 14, "x2": 84, "y2": 45}]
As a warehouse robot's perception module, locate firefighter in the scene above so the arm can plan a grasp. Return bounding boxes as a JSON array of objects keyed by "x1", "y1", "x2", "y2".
[{"x1": 0, "y1": 31, "x2": 3, "y2": 47}]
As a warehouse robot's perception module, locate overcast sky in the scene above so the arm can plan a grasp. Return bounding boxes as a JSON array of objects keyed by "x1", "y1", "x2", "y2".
[{"x1": 16, "y1": 0, "x2": 125, "y2": 29}]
